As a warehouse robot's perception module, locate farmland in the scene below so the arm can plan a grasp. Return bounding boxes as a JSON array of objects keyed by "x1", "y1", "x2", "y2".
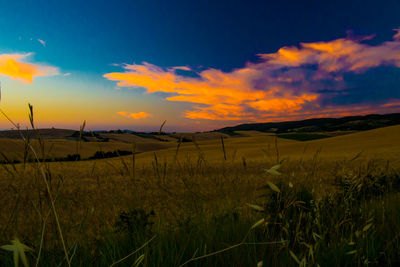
[{"x1": 0, "y1": 125, "x2": 400, "y2": 266}]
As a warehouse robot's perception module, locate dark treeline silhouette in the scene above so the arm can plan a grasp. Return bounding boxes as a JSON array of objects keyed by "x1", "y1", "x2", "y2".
[
  {"x1": 89, "y1": 149, "x2": 132, "y2": 159},
  {"x1": 69, "y1": 131, "x2": 109, "y2": 142},
  {"x1": 0, "y1": 149, "x2": 133, "y2": 164}
]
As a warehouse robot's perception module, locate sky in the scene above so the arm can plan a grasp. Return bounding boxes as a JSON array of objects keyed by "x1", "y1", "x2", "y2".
[{"x1": 0, "y1": 0, "x2": 399, "y2": 132}]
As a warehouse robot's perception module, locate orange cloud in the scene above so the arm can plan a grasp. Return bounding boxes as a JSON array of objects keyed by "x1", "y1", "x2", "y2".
[
  {"x1": 105, "y1": 30, "x2": 400, "y2": 121},
  {"x1": 393, "y1": 28, "x2": 400, "y2": 40},
  {"x1": 248, "y1": 94, "x2": 318, "y2": 112},
  {"x1": 0, "y1": 53, "x2": 58, "y2": 83},
  {"x1": 105, "y1": 63, "x2": 312, "y2": 120},
  {"x1": 260, "y1": 38, "x2": 400, "y2": 74},
  {"x1": 381, "y1": 100, "x2": 400, "y2": 108},
  {"x1": 118, "y1": 111, "x2": 151, "y2": 119}
]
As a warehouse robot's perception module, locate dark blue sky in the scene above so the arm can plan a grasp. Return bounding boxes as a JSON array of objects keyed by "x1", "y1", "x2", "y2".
[{"x1": 1, "y1": 0, "x2": 399, "y2": 72}]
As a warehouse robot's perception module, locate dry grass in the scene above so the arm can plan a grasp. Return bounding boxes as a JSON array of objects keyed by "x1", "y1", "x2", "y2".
[
  {"x1": 1, "y1": 125, "x2": 399, "y2": 234},
  {"x1": 0, "y1": 122, "x2": 400, "y2": 265},
  {"x1": 121, "y1": 125, "x2": 400, "y2": 165},
  {"x1": 0, "y1": 137, "x2": 175, "y2": 161}
]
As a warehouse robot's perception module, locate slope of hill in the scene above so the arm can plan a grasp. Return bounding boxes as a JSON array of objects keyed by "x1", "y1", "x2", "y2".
[
  {"x1": 128, "y1": 125, "x2": 400, "y2": 164},
  {"x1": 218, "y1": 113, "x2": 400, "y2": 133}
]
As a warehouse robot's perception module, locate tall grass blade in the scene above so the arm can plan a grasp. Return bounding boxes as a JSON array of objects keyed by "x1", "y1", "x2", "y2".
[{"x1": 220, "y1": 136, "x2": 226, "y2": 160}]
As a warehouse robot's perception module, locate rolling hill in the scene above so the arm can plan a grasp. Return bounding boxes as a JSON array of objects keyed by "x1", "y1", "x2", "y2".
[{"x1": 218, "y1": 113, "x2": 400, "y2": 133}]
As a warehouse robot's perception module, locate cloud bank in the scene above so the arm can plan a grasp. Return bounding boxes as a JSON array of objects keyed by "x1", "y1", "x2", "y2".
[
  {"x1": 105, "y1": 29, "x2": 400, "y2": 121},
  {"x1": 0, "y1": 53, "x2": 58, "y2": 83}
]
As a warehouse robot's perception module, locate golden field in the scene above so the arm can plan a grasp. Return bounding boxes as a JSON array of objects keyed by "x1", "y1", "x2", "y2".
[
  {"x1": 0, "y1": 125, "x2": 400, "y2": 266},
  {"x1": 1, "y1": 125, "x2": 398, "y2": 162}
]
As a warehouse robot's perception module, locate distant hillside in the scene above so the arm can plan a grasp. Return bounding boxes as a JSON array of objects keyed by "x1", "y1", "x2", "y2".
[
  {"x1": 218, "y1": 113, "x2": 400, "y2": 133},
  {"x1": 0, "y1": 128, "x2": 76, "y2": 139}
]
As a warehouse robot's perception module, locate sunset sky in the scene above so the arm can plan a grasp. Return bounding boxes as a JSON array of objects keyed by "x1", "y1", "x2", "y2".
[{"x1": 0, "y1": 0, "x2": 400, "y2": 131}]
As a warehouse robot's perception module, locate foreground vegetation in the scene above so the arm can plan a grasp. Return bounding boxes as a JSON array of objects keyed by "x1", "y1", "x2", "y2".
[{"x1": 1, "y1": 108, "x2": 400, "y2": 266}]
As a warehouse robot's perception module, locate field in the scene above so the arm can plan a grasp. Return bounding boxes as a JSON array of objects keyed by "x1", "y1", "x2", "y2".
[{"x1": 1, "y1": 124, "x2": 400, "y2": 266}]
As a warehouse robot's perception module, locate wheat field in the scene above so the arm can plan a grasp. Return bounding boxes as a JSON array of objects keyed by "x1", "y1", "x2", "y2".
[{"x1": 1, "y1": 125, "x2": 400, "y2": 266}]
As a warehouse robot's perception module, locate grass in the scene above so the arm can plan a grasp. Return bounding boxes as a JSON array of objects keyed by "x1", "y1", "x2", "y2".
[
  {"x1": 3, "y1": 158, "x2": 399, "y2": 266},
  {"x1": 0, "y1": 136, "x2": 175, "y2": 162},
  {"x1": 277, "y1": 132, "x2": 330, "y2": 141},
  {"x1": 1, "y1": 105, "x2": 400, "y2": 266}
]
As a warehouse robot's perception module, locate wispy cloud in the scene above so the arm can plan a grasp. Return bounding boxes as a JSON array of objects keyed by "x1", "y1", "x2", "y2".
[
  {"x1": 63, "y1": 72, "x2": 71, "y2": 76},
  {"x1": 0, "y1": 53, "x2": 58, "y2": 83},
  {"x1": 37, "y1": 39, "x2": 46, "y2": 47},
  {"x1": 393, "y1": 28, "x2": 400, "y2": 40},
  {"x1": 105, "y1": 29, "x2": 400, "y2": 121},
  {"x1": 118, "y1": 111, "x2": 151, "y2": 119}
]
